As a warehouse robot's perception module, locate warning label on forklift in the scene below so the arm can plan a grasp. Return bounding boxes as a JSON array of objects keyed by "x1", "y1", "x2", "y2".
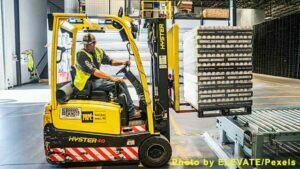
[
  {"x1": 94, "y1": 112, "x2": 107, "y2": 123},
  {"x1": 60, "y1": 107, "x2": 81, "y2": 120},
  {"x1": 159, "y1": 55, "x2": 167, "y2": 69}
]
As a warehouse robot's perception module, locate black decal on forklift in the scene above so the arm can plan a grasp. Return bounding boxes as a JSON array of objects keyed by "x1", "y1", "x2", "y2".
[
  {"x1": 82, "y1": 111, "x2": 93, "y2": 123},
  {"x1": 159, "y1": 24, "x2": 166, "y2": 50},
  {"x1": 67, "y1": 136, "x2": 106, "y2": 144},
  {"x1": 68, "y1": 136, "x2": 97, "y2": 143}
]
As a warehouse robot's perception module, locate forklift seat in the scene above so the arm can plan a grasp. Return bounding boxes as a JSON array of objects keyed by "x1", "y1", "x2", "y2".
[{"x1": 70, "y1": 66, "x2": 109, "y2": 101}]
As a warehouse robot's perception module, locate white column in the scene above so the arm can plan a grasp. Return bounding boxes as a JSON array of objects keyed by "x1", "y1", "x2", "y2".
[{"x1": 229, "y1": 0, "x2": 234, "y2": 26}]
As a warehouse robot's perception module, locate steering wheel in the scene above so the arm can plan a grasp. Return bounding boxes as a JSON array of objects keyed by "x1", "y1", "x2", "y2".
[{"x1": 116, "y1": 65, "x2": 128, "y2": 76}]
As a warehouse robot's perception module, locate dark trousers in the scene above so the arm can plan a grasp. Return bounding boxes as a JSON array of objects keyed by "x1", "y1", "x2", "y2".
[{"x1": 92, "y1": 79, "x2": 135, "y2": 115}]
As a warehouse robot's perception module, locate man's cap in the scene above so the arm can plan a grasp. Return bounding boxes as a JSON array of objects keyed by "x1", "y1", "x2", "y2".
[{"x1": 82, "y1": 33, "x2": 96, "y2": 44}]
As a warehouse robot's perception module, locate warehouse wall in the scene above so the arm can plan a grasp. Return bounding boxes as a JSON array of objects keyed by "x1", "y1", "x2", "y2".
[
  {"x1": 1, "y1": 0, "x2": 16, "y2": 88},
  {"x1": 19, "y1": 0, "x2": 48, "y2": 84},
  {"x1": 253, "y1": 12, "x2": 300, "y2": 78},
  {"x1": 85, "y1": 0, "x2": 125, "y2": 16},
  {"x1": 110, "y1": 0, "x2": 125, "y2": 15},
  {"x1": 86, "y1": 0, "x2": 109, "y2": 15},
  {"x1": 65, "y1": 0, "x2": 78, "y2": 13},
  {"x1": 0, "y1": 0, "x2": 4, "y2": 90},
  {"x1": 127, "y1": 0, "x2": 140, "y2": 16},
  {"x1": 237, "y1": 9, "x2": 265, "y2": 26}
]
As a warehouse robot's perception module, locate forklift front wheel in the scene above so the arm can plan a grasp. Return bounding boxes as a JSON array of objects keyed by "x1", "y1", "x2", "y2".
[{"x1": 139, "y1": 135, "x2": 172, "y2": 168}]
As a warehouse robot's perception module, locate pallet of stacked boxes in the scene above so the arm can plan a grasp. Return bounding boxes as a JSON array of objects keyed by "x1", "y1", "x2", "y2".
[{"x1": 183, "y1": 26, "x2": 253, "y2": 117}]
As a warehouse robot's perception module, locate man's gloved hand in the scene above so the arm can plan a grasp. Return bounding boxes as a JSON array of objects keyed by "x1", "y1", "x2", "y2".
[{"x1": 123, "y1": 60, "x2": 131, "y2": 66}]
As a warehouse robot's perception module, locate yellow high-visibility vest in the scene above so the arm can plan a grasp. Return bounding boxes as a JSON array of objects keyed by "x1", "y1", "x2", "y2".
[
  {"x1": 25, "y1": 51, "x2": 34, "y2": 72},
  {"x1": 74, "y1": 48, "x2": 103, "y2": 91}
]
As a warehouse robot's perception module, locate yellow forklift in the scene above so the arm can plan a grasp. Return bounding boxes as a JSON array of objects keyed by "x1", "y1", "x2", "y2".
[{"x1": 43, "y1": 13, "x2": 176, "y2": 167}]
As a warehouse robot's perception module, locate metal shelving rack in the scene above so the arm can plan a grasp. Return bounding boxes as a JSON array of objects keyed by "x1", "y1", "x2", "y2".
[
  {"x1": 141, "y1": 0, "x2": 172, "y2": 19},
  {"x1": 78, "y1": 0, "x2": 86, "y2": 13}
]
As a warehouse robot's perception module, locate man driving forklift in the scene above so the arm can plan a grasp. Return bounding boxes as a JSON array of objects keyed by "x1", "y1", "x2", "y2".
[{"x1": 74, "y1": 33, "x2": 141, "y2": 120}]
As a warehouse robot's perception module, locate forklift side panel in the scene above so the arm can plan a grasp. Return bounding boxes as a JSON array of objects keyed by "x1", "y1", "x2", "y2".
[{"x1": 52, "y1": 100, "x2": 121, "y2": 135}]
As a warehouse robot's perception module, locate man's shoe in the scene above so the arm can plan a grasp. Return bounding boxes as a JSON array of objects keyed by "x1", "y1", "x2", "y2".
[{"x1": 129, "y1": 111, "x2": 142, "y2": 120}]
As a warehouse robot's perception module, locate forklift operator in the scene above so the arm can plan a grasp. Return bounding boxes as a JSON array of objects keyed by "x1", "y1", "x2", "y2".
[{"x1": 74, "y1": 33, "x2": 141, "y2": 120}]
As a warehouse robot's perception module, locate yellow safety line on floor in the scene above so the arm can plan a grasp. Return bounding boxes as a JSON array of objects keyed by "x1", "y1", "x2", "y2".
[
  {"x1": 189, "y1": 144, "x2": 203, "y2": 157},
  {"x1": 169, "y1": 114, "x2": 183, "y2": 136},
  {"x1": 253, "y1": 73, "x2": 300, "y2": 82},
  {"x1": 254, "y1": 96, "x2": 300, "y2": 98},
  {"x1": 257, "y1": 86, "x2": 300, "y2": 90},
  {"x1": 254, "y1": 79, "x2": 300, "y2": 89},
  {"x1": 169, "y1": 114, "x2": 205, "y2": 159},
  {"x1": 254, "y1": 102, "x2": 300, "y2": 105},
  {"x1": 173, "y1": 145, "x2": 188, "y2": 159},
  {"x1": 254, "y1": 79, "x2": 290, "y2": 86},
  {"x1": 169, "y1": 114, "x2": 188, "y2": 159}
]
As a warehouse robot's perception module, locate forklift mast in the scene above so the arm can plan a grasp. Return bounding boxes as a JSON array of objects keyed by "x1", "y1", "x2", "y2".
[{"x1": 146, "y1": 19, "x2": 170, "y2": 140}]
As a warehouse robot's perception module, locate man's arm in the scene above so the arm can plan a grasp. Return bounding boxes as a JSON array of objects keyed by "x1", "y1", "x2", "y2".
[
  {"x1": 111, "y1": 60, "x2": 130, "y2": 66},
  {"x1": 101, "y1": 50, "x2": 130, "y2": 67}
]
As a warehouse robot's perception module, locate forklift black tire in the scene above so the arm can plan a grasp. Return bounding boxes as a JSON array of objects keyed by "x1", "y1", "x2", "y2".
[{"x1": 139, "y1": 135, "x2": 172, "y2": 168}]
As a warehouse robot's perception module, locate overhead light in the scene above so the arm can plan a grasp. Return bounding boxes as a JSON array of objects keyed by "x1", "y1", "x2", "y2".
[{"x1": 60, "y1": 21, "x2": 74, "y2": 32}]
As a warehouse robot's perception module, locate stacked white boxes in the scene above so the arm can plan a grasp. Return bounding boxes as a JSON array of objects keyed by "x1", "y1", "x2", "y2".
[{"x1": 183, "y1": 26, "x2": 253, "y2": 117}]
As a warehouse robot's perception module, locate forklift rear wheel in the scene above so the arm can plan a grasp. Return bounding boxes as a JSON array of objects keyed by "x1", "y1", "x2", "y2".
[{"x1": 139, "y1": 135, "x2": 172, "y2": 168}]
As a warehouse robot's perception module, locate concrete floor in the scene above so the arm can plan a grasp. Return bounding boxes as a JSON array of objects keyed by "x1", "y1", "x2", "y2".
[{"x1": 0, "y1": 74, "x2": 300, "y2": 169}]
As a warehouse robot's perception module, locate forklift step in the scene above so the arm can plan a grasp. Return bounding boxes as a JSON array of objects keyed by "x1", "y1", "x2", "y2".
[
  {"x1": 122, "y1": 123, "x2": 146, "y2": 134},
  {"x1": 129, "y1": 120, "x2": 145, "y2": 126}
]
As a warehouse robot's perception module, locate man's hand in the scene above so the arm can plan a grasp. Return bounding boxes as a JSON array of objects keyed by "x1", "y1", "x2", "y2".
[
  {"x1": 111, "y1": 60, "x2": 131, "y2": 66},
  {"x1": 123, "y1": 60, "x2": 131, "y2": 66},
  {"x1": 110, "y1": 77, "x2": 124, "y2": 83}
]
